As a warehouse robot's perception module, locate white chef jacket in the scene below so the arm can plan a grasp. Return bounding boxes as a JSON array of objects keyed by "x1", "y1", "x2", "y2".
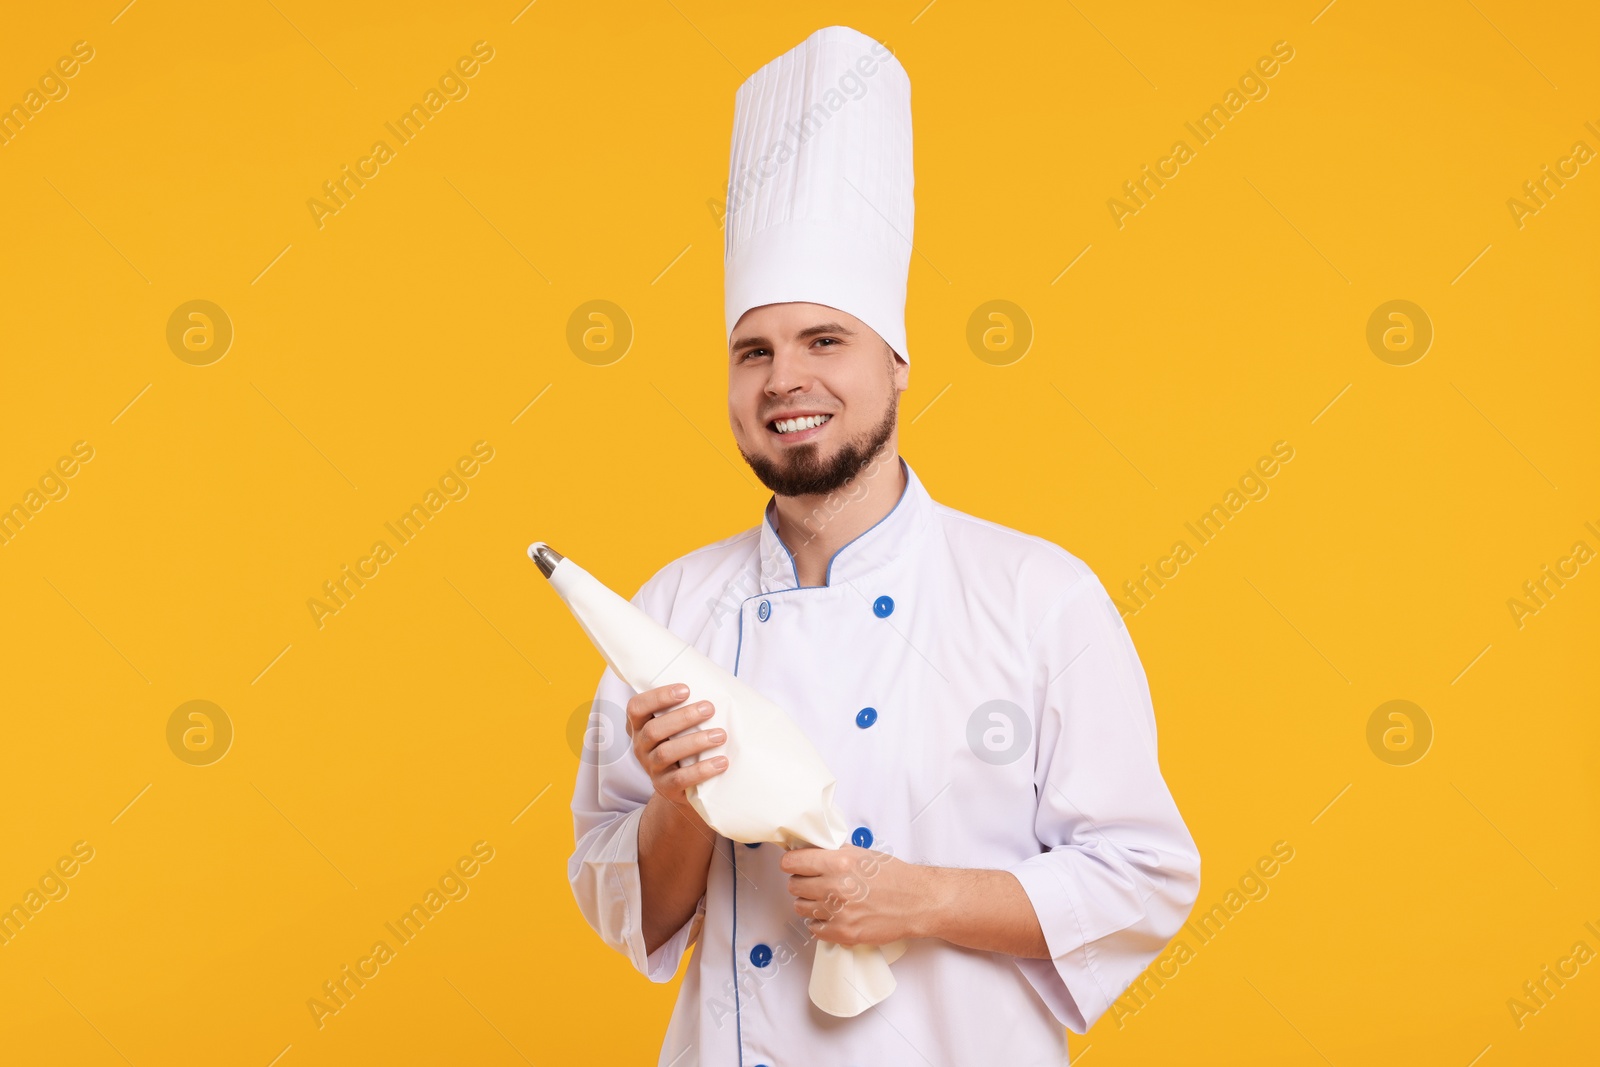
[{"x1": 569, "y1": 457, "x2": 1200, "y2": 1066}]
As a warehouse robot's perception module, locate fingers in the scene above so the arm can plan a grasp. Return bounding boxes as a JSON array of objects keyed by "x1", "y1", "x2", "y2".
[
  {"x1": 795, "y1": 898, "x2": 831, "y2": 920},
  {"x1": 778, "y1": 847, "x2": 831, "y2": 877},
  {"x1": 785, "y1": 873, "x2": 826, "y2": 898},
  {"x1": 626, "y1": 684, "x2": 729, "y2": 802},
  {"x1": 637, "y1": 701, "x2": 715, "y2": 750},
  {"x1": 626, "y1": 683, "x2": 690, "y2": 735},
  {"x1": 658, "y1": 753, "x2": 728, "y2": 795},
  {"x1": 650, "y1": 727, "x2": 726, "y2": 771}
]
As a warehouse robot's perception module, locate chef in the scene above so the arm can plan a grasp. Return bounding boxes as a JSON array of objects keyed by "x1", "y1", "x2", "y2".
[{"x1": 568, "y1": 24, "x2": 1200, "y2": 1066}]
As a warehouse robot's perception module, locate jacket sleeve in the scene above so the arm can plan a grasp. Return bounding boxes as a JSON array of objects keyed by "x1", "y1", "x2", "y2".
[
  {"x1": 1006, "y1": 573, "x2": 1201, "y2": 1032},
  {"x1": 567, "y1": 585, "x2": 707, "y2": 983}
]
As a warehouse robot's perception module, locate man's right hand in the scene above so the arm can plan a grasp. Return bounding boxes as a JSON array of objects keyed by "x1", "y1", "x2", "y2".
[{"x1": 627, "y1": 684, "x2": 729, "y2": 814}]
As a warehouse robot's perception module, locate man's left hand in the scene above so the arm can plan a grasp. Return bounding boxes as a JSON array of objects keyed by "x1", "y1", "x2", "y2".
[{"x1": 780, "y1": 845, "x2": 937, "y2": 947}]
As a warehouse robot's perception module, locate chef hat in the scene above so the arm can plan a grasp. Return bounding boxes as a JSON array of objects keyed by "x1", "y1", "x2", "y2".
[{"x1": 724, "y1": 26, "x2": 914, "y2": 363}]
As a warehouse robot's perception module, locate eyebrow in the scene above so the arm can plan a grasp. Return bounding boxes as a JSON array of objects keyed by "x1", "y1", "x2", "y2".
[{"x1": 730, "y1": 321, "x2": 856, "y2": 353}]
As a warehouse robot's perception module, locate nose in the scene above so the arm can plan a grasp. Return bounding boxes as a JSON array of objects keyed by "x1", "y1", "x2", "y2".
[{"x1": 763, "y1": 345, "x2": 814, "y2": 397}]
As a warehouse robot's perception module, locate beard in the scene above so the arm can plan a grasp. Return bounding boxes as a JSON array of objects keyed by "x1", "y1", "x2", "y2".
[{"x1": 739, "y1": 390, "x2": 898, "y2": 497}]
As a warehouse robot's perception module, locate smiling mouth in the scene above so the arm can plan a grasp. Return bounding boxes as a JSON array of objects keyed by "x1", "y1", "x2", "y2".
[{"x1": 767, "y1": 413, "x2": 833, "y2": 439}]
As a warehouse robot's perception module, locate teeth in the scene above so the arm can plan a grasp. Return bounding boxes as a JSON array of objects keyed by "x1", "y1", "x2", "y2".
[{"x1": 773, "y1": 414, "x2": 831, "y2": 434}]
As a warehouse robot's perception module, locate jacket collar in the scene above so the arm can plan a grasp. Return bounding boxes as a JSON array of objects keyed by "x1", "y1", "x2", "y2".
[{"x1": 757, "y1": 456, "x2": 932, "y2": 593}]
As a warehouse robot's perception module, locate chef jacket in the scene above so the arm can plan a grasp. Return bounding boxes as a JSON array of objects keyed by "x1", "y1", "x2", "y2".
[{"x1": 569, "y1": 457, "x2": 1201, "y2": 1066}]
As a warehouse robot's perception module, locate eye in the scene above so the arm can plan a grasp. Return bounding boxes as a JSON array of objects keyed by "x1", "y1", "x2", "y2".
[
  {"x1": 737, "y1": 348, "x2": 770, "y2": 362},
  {"x1": 814, "y1": 337, "x2": 839, "y2": 348}
]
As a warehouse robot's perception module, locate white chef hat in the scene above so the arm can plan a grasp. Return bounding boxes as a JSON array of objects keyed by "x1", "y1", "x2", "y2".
[{"x1": 724, "y1": 26, "x2": 914, "y2": 363}]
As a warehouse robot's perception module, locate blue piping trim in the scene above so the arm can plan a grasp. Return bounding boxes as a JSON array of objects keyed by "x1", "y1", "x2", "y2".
[
  {"x1": 760, "y1": 456, "x2": 912, "y2": 589},
  {"x1": 825, "y1": 456, "x2": 909, "y2": 586},
  {"x1": 725, "y1": 458, "x2": 911, "y2": 1066},
  {"x1": 765, "y1": 504, "x2": 801, "y2": 588},
  {"x1": 731, "y1": 836, "x2": 743, "y2": 1066},
  {"x1": 731, "y1": 602, "x2": 746, "y2": 1064}
]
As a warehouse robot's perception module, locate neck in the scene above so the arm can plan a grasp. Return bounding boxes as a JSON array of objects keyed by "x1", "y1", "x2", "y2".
[{"x1": 771, "y1": 447, "x2": 905, "y2": 588}]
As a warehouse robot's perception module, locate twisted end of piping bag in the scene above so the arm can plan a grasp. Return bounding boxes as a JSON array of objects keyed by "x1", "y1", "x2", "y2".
[{"x1": 527, "y1": 542, "x2": 564, "y2": 579}]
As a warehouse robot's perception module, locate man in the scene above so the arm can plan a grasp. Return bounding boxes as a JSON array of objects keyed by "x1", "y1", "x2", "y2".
[{"x1": 569, "y1": 25, "x2": 1200, "y2": 1065}]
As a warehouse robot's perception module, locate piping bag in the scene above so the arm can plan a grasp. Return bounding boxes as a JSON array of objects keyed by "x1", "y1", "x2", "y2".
[{"x1": 529, "y1": 541, "x2": 906, "y2": 1017}]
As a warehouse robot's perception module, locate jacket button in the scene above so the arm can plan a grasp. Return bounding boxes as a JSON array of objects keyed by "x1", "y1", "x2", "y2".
[
  {"x1": 750, "y1": 943, "x2": 773, "y2": 967},
  {"x1": 757, "y1": 599, "x2": 771, "y2": 622},
  {"x1": 852, "y1": 826, "x2": 873, "y2": 848},
  {"x1": 872, "y1": 595, "x2": 894, "y2": 618},
  {"x1": 855, "y1": 706, "x2": 878, "y2": 729}
]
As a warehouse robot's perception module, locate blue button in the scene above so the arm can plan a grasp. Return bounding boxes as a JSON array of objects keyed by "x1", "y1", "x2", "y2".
[
  {"x1": 757, "y1": 599, "x2": 771, "y2": 622},
  {"x1": 855, "y1": 706, "x2": 878, "y2": 729},
  {"x1": 744, "y1": 841, "x2": 761, "y2": 849},
  {"x1": 852, "y1": 826, "x2": 873, "y2": 848},
  {"x1": 873, "y1": 595, "x2": 894, "y2": 618},
  {"x1": 750, "y1": 943, "x2": 773, "y2": 967}
]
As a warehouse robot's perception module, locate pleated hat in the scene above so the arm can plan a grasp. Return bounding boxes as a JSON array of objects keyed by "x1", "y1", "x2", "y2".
[{"x1": 724, "y1": 26, "x2": 914, "y2": 362}]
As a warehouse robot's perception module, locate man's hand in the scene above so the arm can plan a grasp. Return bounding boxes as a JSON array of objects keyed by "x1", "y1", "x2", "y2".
[
  {"x1": 780, "y1": 845, "x2": 934, "y2": 947},
  {"x1": 630, "y1": 683, "x2": 729, "y2": 956},
  {"x1": 626, "y1": 683, "x2": 729, "y2": 817},
  {"x1": 781, "y1": 846, "x2": 1053, "y2": 959}
]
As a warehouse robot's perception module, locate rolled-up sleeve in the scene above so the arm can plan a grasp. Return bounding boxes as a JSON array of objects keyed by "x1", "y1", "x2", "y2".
[
  {"x1": 567, "y1": 583, "x2": 706, "y2": 983},
  {"x1": 1007, "y1": 575, "x2": 1201, "y2": 1032}
]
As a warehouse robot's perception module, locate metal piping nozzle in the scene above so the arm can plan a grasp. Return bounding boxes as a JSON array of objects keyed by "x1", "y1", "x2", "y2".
[{"x1": 527, "y1": 542, "x2": 565, "y2": 578}]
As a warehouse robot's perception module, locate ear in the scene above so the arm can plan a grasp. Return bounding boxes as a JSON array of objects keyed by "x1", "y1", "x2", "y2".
[{"x1": 890, "y1": 350, "x2": 910, "y2": 391}]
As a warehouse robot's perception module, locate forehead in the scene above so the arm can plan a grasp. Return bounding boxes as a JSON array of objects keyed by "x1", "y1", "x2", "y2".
[{"x1": 729, "y1": 302, "x2": 875, "y2": 349}]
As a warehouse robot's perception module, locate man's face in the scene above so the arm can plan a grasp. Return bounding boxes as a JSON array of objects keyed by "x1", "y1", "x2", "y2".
[{"x1": 728, "y1": 302, "x2": 909, "y2": 497}]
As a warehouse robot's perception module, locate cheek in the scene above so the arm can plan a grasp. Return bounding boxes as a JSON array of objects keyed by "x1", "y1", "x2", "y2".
[
  {"x1": 735, "y1": 410, "x2": 767, "y2": 442},
  {"x1": 841, "y1": 376, "x2": 887, "y2": 419},
  {"x1": 731, "y1": 399, "x2": 759, "y2": 433}
]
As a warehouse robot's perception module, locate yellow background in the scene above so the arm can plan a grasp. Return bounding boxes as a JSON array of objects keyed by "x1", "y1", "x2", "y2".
[{"x1": 1, "y1": 1, "x2": 1595, "y2": 1063}]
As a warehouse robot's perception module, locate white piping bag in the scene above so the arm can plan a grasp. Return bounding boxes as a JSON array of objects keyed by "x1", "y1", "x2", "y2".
[{"x1": 529, "y1": 541, "x2": 906, "y2": 1017}]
